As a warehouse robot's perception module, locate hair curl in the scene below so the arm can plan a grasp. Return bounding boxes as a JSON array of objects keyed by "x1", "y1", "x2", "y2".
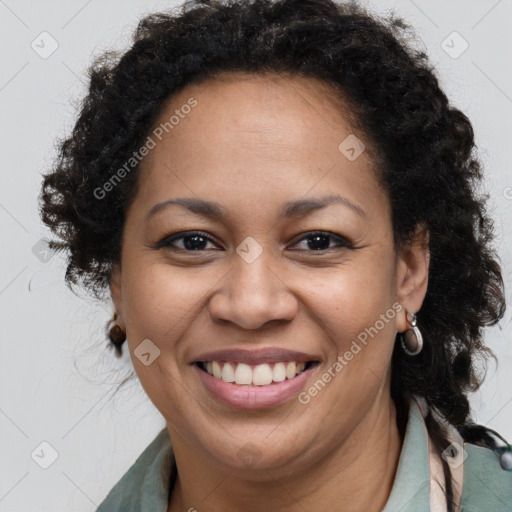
[{"x1": 39, "y1": 0, "x2": 507, "y2": 507}]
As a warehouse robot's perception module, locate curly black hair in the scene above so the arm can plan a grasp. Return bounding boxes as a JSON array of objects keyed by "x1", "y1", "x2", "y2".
[{"x1": 39, "y1": 0, "x2": 507, "y2": 507}]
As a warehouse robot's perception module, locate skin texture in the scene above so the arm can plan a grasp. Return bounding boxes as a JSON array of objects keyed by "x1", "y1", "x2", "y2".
[{"x1": 110, "y1": 72, "x2": 430, "y2": 511}]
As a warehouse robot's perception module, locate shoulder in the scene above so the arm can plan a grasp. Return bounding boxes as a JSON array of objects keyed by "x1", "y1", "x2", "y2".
[
  {"x1": 460, "y1": 442, "x2": 512, "y2": 511},
  {"x1": 96, "y1": 427, "x2": 173, "y2": 512}
]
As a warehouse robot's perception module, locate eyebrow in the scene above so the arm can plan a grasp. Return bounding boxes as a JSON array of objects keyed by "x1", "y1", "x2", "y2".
[{"x1": 145, "y1": 194, "x2": 366, "y2": 222}]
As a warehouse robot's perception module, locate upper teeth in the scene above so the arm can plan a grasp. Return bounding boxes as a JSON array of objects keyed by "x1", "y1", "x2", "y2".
[{"x1": 204, "y1": 361, "x2": 307, "y2": 386}]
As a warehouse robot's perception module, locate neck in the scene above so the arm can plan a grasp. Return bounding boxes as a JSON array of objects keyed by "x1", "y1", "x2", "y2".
[{"x1": 168, "y1": 391, "x2": 403, "y2": 512}]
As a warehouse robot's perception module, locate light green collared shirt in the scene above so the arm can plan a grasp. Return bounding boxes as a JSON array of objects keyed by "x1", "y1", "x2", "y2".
[{"x1": 96, "y1": 400, "x2": 512, "y2": 511}]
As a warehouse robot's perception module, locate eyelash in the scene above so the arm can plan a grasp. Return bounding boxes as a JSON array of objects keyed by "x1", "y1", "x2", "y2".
[{"x1": 155, "y1": 230, "x2": 354, "y2": 252}]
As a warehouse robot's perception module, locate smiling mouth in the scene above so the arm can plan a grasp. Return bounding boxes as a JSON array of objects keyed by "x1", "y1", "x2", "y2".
[{"x1": 195, "y1": 360, "x2": 320, "y2": 386}]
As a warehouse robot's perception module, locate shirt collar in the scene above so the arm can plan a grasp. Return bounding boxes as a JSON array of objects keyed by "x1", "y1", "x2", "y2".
[
  {"x1": 381, "y1": 397, "x2": 431, "y2": 511},
  {"x1": 96, "y1": 426, "x2": 175, "y2": 512}
]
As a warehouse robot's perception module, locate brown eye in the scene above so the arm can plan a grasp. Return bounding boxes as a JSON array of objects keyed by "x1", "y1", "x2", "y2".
[
  {"x1": 155, "y1": 231, "x2": 220, "y2": 251},
  {"x1": 290, "y1": 231, "x2": 353, "y2": 251}
]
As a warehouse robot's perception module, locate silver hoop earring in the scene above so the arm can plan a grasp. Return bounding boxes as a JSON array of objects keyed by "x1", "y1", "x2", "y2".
[{"x1": 400, "y1": 311, "x2": 423, "y2": 356}]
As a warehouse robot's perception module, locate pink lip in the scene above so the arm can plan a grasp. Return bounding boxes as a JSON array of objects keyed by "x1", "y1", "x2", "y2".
[
  {"x1": 194, "y1": 363, "x2": 317, "y2": 409},
  {"x1": 192, "y1": 347, "x2": 317, "y2": 365}
]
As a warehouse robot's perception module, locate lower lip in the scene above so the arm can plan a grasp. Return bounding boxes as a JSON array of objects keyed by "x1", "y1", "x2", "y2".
[{"x1": 194, "y1": 364, "x2": 316, "y2": 409}]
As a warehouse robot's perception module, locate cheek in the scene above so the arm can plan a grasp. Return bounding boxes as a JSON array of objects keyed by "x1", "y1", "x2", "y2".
[
  {"x1": 120, "y1": 262, "x2": 202, "y2": 415},
  {"x1": 306, "y1": 255, "x2": 398, "y2": 350},
  {"x1": 122, "y1": 261, "x2": 209, "y2": 340},
  {"x1": 296, "y1": 266, "x2": 399, "y2": 433}
]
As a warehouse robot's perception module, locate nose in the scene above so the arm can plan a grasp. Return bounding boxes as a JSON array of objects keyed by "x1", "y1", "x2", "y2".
[{"x1": 208, "y1": 251, "x2": 298, "y2": 330}]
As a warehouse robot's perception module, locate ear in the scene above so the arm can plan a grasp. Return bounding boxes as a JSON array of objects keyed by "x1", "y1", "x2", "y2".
[
  {"x1": 395, "y1": 223, "x2": 430, "y2": 333},
  {"x1": 110, "y1": 262, "x2": 126, "y2": 330}
]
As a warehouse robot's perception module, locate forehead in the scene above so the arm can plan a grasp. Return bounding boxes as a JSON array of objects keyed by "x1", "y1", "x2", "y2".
[
  {"x1": 131, "y1": 71, "x2": 384, "y2": 222},
  {"x1": 151, "y1": 71, "x2": 362, "y2": 150}
]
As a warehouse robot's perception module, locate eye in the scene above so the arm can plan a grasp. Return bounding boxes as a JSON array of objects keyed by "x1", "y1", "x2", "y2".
[
  {"x1": 153, "y1": 230, "x2": 353, "y2": 253},
  {"x1": 155, "y1": 231, "x2": 220, "y2": 251},
  {"x1": 289, "y1": 231, "x2": 353, "y2": 252}
]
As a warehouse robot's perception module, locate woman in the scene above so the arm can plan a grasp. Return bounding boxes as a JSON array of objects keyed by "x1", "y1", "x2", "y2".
[{"x1": 39, "y1": 0, "x2": 512, "y2": 510}]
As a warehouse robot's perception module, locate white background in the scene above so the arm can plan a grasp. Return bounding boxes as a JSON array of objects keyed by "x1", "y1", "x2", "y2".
[{"x1": 0, "y1": 0, "x2": 511, "y2": 510}]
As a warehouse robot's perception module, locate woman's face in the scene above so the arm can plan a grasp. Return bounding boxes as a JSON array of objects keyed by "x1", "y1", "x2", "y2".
[{"x1": 111, "y1": 72, "x2": 429, "y2": 474}]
